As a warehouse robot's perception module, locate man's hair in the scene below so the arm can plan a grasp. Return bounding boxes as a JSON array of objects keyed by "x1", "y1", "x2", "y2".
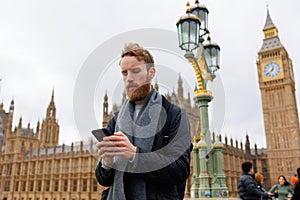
[
  {"x1": 121, "y1": 43, "x2": 154, "y2": 69},
  {"x1": 241, "y1": 162, "x2": 253, "y2": 173},
  {"x1": 297, "y1": 167, "x2": 300, "y2": 178}
]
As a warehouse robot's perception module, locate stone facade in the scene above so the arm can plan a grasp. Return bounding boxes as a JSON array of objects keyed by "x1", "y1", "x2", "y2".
[{"x1": 0, "y1": 92, "x2": 103, "y2": 200}]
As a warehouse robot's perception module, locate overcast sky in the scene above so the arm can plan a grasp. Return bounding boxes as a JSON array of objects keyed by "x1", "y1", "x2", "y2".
[{"x1": 0, "y1": 0, "x2": 299, "y2": 148}]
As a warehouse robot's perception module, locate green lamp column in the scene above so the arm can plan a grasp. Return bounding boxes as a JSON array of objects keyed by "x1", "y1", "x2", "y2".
[{"x1": 176, "y1": 1, "x2": 228, "y2": 198}]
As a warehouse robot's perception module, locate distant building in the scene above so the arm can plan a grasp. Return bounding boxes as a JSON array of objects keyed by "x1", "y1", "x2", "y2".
[{"x1": 0, "y1": 92, "x2": 103, "y2": 200}]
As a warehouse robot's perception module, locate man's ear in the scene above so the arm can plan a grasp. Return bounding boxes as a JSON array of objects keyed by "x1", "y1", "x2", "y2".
[{"x1": 149, "y1": 67, "x2": 156, "y2": 79}]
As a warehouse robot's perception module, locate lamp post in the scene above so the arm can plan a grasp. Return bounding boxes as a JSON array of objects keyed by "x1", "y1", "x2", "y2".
[{"x1": 176, "y1": 1, "x2": 228, "y2": 198}]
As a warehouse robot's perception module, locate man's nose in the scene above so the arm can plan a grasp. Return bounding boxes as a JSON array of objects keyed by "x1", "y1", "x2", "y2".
[{"x1": 126, "y1": 71, "x2": 134, "y2": 81}]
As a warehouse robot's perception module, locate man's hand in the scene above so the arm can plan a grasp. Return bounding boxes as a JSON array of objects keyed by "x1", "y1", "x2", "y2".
[
  {"x1": 268, "y1": 192, "x2": 274, "y2": 198},
  {"x1": 96, "y1": 132, "x2": 137, "y2": 166}
]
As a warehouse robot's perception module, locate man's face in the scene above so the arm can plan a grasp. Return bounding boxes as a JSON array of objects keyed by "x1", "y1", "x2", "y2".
[
  {"x1": 120, "y1": 56, "x2": 155, "y2": 103},
  {"x1": 249, "y1": 167, "x2": 254, "y2": 174}
]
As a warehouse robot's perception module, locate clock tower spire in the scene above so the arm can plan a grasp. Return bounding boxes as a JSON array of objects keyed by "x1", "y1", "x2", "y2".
[{"x1": 256, "y1": 7, "x2": 300, "y2": 185}]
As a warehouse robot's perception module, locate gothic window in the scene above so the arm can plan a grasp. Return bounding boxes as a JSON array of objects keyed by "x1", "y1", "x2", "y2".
[
  {"x1": 63, "y1": 180, "x2": 68, "y2": 192},
  {"x1": 274, "y1": 134, "x2": 278, "y2": 149},
  {"x1": 74, "y1": 160, "x2": 79, "y2": 173},
  {"x1": 46, "y1": 128, "x2": 50, "y2": 143},
  {"x1": 262, "y1": 160, "x2": 267, "y2": 173},
  {"x1": 7, "y1": 164, "x2": 12, "y2": 175},
  {"x1": 54, "y1": 180, "x2": 59, "y2": 192},
  {"x1": 50, "y1": 109, "x2": 53, "y2": 117},
  {"x1": 283, "y1": 112, "x2": 287, "y2": 126},
  {"x1": 287, "y1": 160, "x2": 293, "y2": 172},
  {"x1": 29, "y1": 181, "x2": 34, "y2": 192},
  {"x1": 283, "y1": 132, "x2": 288, "y2": 148},
  {"x1": 56, "y1": 160, "x2": 60, "y2": 174},
  {"x1": 31, "y1": 162, "x2": 36, "y2": 175},
  {"x1": 24, "y1": 163, "x2": 28, "y2": 175},
  {"x1": 10, "y1": 141, "x2": 14, "y2": 152},
  {"x1": 278, "y1": 91, "x2": 283, "y2": 106},
  {"x1": 22, "y1": 181, "x2": 26, "y2": 192},
  {"x1": 4, "y1": 181, "x2": 10, "y2": 191},
  {"x1": 73, "y1": 180, "x2": 77, "y2": 192},
  {"x1": 48, "y1": 160, "x2": 52, "y2": 174},
  {"x1": 280, "y1": 113, "x2": 284, "y2": 127},
  {"x1": 21, "y1": 141, "x2": 25, "y2": 151},
  {"x1": 15, "y1": 181, "x2": 19, "y2": 192},
  {"x1": 52, "y1": 130, "x2": 56, "y2": 143},
  {"x1": 45, "y1": 180, "x2": 50, "y2": 191},
  {"x1": 65, "y1": 160, "x2": 69, "y2": 173},
  {"x1": 37, "y1": 180, "x2": 42, "y2": 191},
  {"x1": 16, "y1": 163, "x2": 21, "y2": 175},
  {"x1": 39, "y1": 161, "x2": 44, "y2": 174},
  {"x1": 270, "y1": 93, "x2": 275, "y2": 107},
  {"x1": 83, "y1": 158, "x2": 88, "y2": 172},
  {"x1": 82, "y1": 179, "x2": 87, "y2": 192},
  {"x1": 93, "y1": 179, "x2": 98, "y2": 192}
]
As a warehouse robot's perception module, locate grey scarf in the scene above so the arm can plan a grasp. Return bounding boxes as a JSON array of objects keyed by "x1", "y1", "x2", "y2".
[{"x1": 107, "y1": 89, "x2": 163, "y2": 200}]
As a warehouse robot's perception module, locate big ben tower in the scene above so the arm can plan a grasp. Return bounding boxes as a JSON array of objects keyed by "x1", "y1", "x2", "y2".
[{"x1": 257, "y1": 8, "x2": 300, "y2": 183}]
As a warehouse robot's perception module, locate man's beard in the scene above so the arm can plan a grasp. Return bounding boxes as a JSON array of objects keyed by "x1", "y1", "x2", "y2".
[{"x1": 127, "y1": 83, "x2": 151, "y2": 102}]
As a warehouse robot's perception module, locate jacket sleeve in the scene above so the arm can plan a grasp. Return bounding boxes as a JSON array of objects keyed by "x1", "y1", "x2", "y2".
[
  {"x1": 129, "y1": 108, "x2": 192, "y2": 185},
  {"x1": 95, "y1": 161, "x2": 115, "y2": 187},
  {"x1": 94, "y1": 116, "x2": 116, "y2": 187},
  {"x1": 291, "y1": 183, "x2": 299, "y2": 200},
  {"x1": 244, "y1": 177, "x2": 269, "y2": 198},
  {"x1": 268, "y1": 184, "x2": 277, "y2": 193}
]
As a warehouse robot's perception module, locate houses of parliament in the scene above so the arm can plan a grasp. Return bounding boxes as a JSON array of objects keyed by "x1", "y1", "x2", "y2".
[{"x1": 1, "y1": 8, "x2": 300, "y2": 200}]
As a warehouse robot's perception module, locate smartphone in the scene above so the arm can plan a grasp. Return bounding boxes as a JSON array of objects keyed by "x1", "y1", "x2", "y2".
[{"x1": 91, "y1": 128, "x2": 111, "y2": 141}]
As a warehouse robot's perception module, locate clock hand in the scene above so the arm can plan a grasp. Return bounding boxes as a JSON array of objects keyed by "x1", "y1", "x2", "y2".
[{"x1": 268, "y1": 66, "x2": 273, "y2": 74}]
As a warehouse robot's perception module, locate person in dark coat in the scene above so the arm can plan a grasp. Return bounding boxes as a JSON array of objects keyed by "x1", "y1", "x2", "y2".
[
  {"x1": 291, "y1": 167, "x2": 300, "y2": 200},
  {"x1": 255, "y1": 173, "x2": 272, "y2": 200},
  {"x1": 238, "y1": 162, "x2": 273, "y2": 200},
  {"x1": 94, "y1": 43, "x2": 192, "y2": 200}
]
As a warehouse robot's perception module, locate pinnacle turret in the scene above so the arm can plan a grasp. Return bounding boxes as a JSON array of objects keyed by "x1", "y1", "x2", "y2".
[{"x1": 263, "y1": 8, "x2": 276, "y2": 31}]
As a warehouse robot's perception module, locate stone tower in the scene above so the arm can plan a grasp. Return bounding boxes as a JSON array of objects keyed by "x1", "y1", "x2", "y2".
[
  {"x1": 40, "y1": 90, "x2": 59, "y2": 147},
  {"x1": 256, "y1": 8, "x2": 300, "y2": 183}
]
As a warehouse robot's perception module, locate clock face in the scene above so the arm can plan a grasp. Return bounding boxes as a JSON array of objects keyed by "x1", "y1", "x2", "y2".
[{"x1": 264, "y1": 62, "x2": 281, "y2": 78}]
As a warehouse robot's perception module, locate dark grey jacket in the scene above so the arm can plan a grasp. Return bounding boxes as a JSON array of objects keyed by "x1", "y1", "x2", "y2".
[
  {"x1": 238, "y1": 173, "x2": 269, "y2": 200},
  {"x1": 291, "y1": 180, "x2": 300, "y2": 200},
  {"x1": 95, "y1": 95, "x2": 192, "y2": 200}
]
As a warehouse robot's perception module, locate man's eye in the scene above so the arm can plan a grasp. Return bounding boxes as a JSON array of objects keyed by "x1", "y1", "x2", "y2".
[
  {"x1": 121, "y1": 71, "x2": 127, "y2": 76},
  {"x1": 132, "y1": 69, "x2": 140, "y2": 73}
]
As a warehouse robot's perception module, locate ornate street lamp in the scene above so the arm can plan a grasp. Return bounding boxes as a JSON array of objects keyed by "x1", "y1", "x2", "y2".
[
  {"x1": 191, "y1": 0, "x2": 209, "y2": 38},
  {"x1": 176, "y1": 2, "x2": 201, "y2": 52},
  {"x1": 204, "y1": 35, "x2": 220, "y2": 76},
  {"x1": 176, "y1": 1, "x2": 228, "y2": 198}
]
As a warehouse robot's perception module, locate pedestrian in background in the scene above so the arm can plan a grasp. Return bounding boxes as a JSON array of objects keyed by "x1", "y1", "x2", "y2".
[
  {"x1": 238, "y1": 162, "x2": 273, "y2": 200},
  {"x1": 269, "y1": 175, "x2": 293, "y2": 200},
  {"x1": 255, "y1": 173, "x2": 272, "y2": 200},
  {"x1": 291, "y1": 167, "x2": 300, "y2": 200}
]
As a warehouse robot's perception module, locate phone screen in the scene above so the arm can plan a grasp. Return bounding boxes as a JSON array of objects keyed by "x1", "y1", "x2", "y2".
[{"x1": 91, "y1": 128, "x2": 110, "y2": 141}]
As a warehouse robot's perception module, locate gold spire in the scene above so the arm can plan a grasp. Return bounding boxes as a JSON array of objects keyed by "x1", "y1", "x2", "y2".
[
  {"x1": 51, "y1": 89, "x2": 55, "y2": 103},
  {"x1": 186, "y1": 1, "x2": 191, "y2": 13}
]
